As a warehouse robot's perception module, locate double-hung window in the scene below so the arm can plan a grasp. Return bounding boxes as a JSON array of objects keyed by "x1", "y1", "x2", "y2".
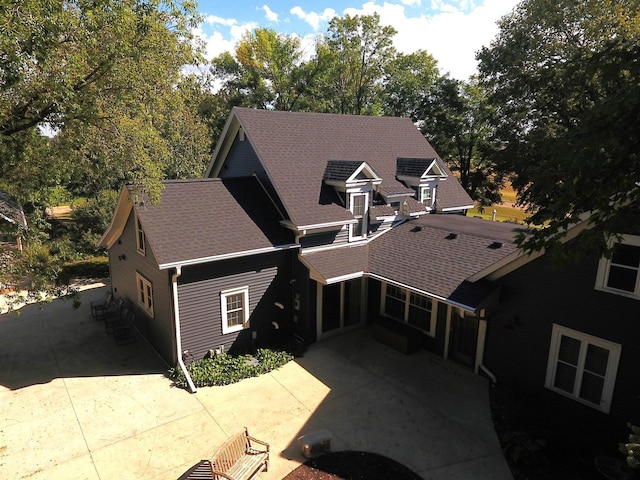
[
  {"x1": 135, "y1": 216, "x2": 146, "y2": 255},
  {"x1": 381, "y1": 283, "x2": 436, "y2": 336},
  {"x1": 545, "y1": 324, "x2": 621, "y2": 413},
  {"x1": 420, "y1": 186, "x2": 432, "y2": 207},
  {"x1": 596, "y1": 235, "x2": 640, "y2": 299},
  {"x1": 349, "y1": 193, "x2": 368, "y2": 241},
  {"x1": 136, "y1": 273, "x2": 154, "y2": 317},
  {"x1": 221, "y1": 287, "x2": 249, "y2": 334}
]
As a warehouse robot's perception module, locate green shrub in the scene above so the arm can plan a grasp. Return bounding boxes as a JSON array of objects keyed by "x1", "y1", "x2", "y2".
[
  {"x1": 169, "y1": 348, "x2": 294, "y2": 389},
  {"x1": 620, "y1": 425, "x2": 640, "y2": 469}
]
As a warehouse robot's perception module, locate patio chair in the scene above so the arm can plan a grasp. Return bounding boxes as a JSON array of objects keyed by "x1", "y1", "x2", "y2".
[
  {"x1": 105, "y1": 306, "x2": 129, "y2": 334},
  {"x1": 113, "y1": 310, "x2": 137, "y2": 346},
  {"x1": 95, "y1": 296, "x2": 123, "y2": 323},
  {"x1": 90, "y1": 291, "x2": 113, "y2": 320}
]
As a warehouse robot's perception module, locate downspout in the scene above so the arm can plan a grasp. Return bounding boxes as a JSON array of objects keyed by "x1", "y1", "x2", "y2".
[
  {"x1": 479, "y1": 364, "x2": 497, "y2": 386},
  {"x1": 172, "y1": 266, "x2": 197, "y2": 393}
]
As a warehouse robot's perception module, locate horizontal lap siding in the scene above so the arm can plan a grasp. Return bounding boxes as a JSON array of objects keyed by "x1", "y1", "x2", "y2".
[
  {"x1": 178, "y1": 251, "x2": 293, "y2": 360},
  {"x1": 300, "y1": 227, "x2": 349, "y2": 249},
  {"x1": 108, "y1": 212, "x2": 174, "y2": 364},
  {"x1": 485, "y1": 254, "x2": 640, "y2": 427}
]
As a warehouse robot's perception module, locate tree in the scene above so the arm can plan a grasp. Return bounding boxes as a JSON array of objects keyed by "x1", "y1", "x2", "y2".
[
  {"x1": 316, "y1": 13, "x2": 397, "y2": 115},
  {"x1": 477, "y1": 0, "x2": 640, "y2": 257},
  {"x1": 0, "y1": 0, "x2": 201, "y2": 201},
  {"x1": 419, "y1": 77, "x2": 502, "y2": 207},
  {"x1": 382, "y1": 50, "x2": 439, "y2": 121}
]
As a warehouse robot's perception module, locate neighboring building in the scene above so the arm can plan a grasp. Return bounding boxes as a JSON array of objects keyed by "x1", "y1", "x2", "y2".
[{"x1": 99, "y1": 107, "x2": 639, "y2": 432}]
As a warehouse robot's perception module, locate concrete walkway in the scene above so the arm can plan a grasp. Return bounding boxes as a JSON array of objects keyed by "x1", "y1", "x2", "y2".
[{"x1": 0, "y1": 286, "x2": 512, "y2": 480}]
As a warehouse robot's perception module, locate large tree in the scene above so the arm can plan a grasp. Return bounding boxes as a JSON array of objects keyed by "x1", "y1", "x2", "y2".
[
  {"x1": 477, "y1": 0, "x2": 640, "y2": 256},
  {"x1": 0, "y1": 0, "x2": 201, "y2": 201},
  {"x1": 419, "y1": 77, "x2": 502, "y2": 207},
  {"x1": 315, "y1": 13, "x2": 397, "y2": 115}
]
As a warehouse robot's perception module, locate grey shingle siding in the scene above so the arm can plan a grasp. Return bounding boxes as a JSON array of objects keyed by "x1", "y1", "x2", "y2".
[
  {"x1": 108, "y1": 212, "x2": 175, "y2": 364},
  {"x1": 177, "y1": 251, "x2": 293, "y2": 360}
]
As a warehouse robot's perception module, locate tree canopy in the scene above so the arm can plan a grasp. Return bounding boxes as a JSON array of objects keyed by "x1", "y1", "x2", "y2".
[{"x1": 477, "y1": 0, "x2": 640, "y2": 257}]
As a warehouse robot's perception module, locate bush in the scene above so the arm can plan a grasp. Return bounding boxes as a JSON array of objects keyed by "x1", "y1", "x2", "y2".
[
  {"x1": 620, "y1": 425, "x2": 640, "y2": 469},
  {"x1": 169, "y1": 348, "x2": 294, "y2": 389}
]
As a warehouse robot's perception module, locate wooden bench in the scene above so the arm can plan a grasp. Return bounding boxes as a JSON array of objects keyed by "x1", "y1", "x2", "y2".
[{"x1": 206, "y1": 428, "x2": 269, "y2": 480}]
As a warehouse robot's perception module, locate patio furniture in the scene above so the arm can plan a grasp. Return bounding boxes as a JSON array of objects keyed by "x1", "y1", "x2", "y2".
[
  {"x1": 113, "y1": 310, "x2": 137, "y2": 346},
  {"x1": 90, "y1": 291, "x2": 113, "y2": 319},
  {"x1": 95, "y1": 296, "x2": 123, "y2": 322},
  {"x1": 208, "y1": 428, "x2": 269, "y2": 480}
]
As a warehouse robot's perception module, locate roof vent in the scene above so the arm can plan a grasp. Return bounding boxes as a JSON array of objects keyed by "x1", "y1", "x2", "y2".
[
  {"x1": 411, "y1": 226, "x2": 423, "y2": 233},
  {"x1": 489, "y1": 240, "x2": 506, "y2": 249},
  {"x1": 446, "y1": 231, "x2": 459, "y2": 240}
]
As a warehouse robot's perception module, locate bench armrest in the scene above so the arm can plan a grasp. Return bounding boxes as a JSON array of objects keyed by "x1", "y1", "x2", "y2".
[
  {"x1": 246, "y1": 435, "x2": 269, "y2": 452},
  {"x1": 211, "y1": 469, "x2": 233, "y2": 480}
]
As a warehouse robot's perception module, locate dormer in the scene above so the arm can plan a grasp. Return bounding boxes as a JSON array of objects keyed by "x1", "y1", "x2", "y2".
[
  {"x1": 396, "y1": 157, "x2": 447, "y2": 210},
  {"x1": 323, "y1": 160, "x2": 382, "y2": 241}
]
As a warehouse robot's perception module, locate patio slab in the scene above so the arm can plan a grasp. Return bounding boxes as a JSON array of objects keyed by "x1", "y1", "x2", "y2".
[{"x1": 0, "y1": 286, "x2": 512, "y2": 480}]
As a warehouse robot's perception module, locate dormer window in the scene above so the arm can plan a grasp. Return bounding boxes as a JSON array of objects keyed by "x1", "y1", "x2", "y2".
[
  {"x1": 396, "y1": 157, "x2": 446, "y2": 211},
  {"x1": 420, "y1": 186, "x2": 433, "y2": 206},
  {"x1": 323, "y1": 160, "x2": 381, "y2": 242}
]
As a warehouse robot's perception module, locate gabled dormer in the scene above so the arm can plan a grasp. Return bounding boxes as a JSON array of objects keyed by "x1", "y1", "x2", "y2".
[
  {"x1": 323, "y1": 160, "x2": 382, "y2": 241},
  {"x1": 396, "y1": 157, "x2": 448, "y2": 210}
]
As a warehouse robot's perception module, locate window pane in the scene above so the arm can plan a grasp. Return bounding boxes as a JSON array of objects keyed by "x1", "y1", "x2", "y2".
[
  {"x1": 607, "y1": 265, "x2": 638, "y2": 292},
  {"x1": 385, "y1": 285, "x2": 405, "y2": 320},
  {"x1": 579, "y1": 372, "x2": 604, "y2": 405},
  {"x1": 227, "y1": 310, "x2": 243, "y2": 327},
  {"x1": 585, "y1": 344, "x2": 609, "y2": 376},
  {"x1": 554, "y1": 362, "x2": 577, "y2": 393},
  {"x1": 408, "y1": 305, "x2": 429, "y2": 330},
  {"x1": 353, "y1": 217, "x2": 364, "y2": 236},
  {"x1": 558, "y1": 335, "x2": 581, "y2": 366},
  {"x1": 227, "y1": 293, "x2": 243, "y2": 311},
  {"x1": 352, "y1": 195, "x2": 365, "y2": 216},
  {"x1": 611, "y1": 244, "x2": 640, "y2": 267}
]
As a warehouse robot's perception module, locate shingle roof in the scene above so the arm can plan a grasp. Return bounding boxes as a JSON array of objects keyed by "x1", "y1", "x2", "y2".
[
  {"x1": 301, "y1": 215, "x2": 520, "y2": 309},
  {"x1": 134, "y1": 178, "x2": 294, "y2": 268},
  {"x1": 323, "y1": 160, "x2": 363, "y2": 182},
  {"x1": 369, "y1": 215, "x2": 519, "y2": 302},
  {"x1": 396, "y1": 157, "x2": 438, "y2": 177},
  {"x1": 233, "y1": 107, "x2": 472, "y2": 228}
]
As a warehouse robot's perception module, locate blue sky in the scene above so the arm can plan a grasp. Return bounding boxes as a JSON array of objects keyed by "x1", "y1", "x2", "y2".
[{"x1": 194, "y1": 0, "x2": 520, "y2": 80}]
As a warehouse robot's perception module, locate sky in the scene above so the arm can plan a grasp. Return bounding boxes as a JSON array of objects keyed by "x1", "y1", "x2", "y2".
[{"x1": 193, "y1": 0, "x2": 520, "y2": 80}]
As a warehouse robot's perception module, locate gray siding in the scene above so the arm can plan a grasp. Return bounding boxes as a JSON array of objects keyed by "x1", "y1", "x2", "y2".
[
  {"x1": 177, "y1": 251, "x2": 294, "y2": 360},
  {"x1": 300, "y1": 226, "x2": 349, "y2": 249},
  {"x1": 485, "y1": 253, "x2": 640, "y2": 430},
  {"x1": 108, "y1": 212, "x2": 175, "y2": 364},
  {"x1": 219, "y1": 133, "x2": 287, "y2": 220}
]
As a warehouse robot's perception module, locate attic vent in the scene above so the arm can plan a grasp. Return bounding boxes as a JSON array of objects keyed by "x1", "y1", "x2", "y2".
[
  {"x1": 411, "y1": 226, "x2": 423, "y2": 233},
  {"x1": 446, "y1": 231, "x2": 459, "y2": 240},
  {"x1": 238, "y1": 128, "x2": 245, "y2": 142},
  {"x1": 489, "y1": 240, "x2": 506, "y2": 249}
]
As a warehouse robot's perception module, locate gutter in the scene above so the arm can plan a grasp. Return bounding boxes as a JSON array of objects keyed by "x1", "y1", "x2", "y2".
[{"x1": 172, "y1": 266, "x2": 197, "y2": 393}]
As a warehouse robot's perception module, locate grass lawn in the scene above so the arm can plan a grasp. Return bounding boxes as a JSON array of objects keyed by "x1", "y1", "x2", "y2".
[{"x1": 469, "y1": 182, "x2": 529, "y2": 224}]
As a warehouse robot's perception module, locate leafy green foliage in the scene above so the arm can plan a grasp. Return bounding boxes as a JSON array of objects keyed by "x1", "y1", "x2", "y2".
[
  {"x1": 169, "y1": 349, "x2": 294, "y2": 389},
  {"x1": 620, "y1": 425, "x2": 640, "y2": 469},
  {"x1": 477, "y1": 0, "x2": 640, "y2": 258}
]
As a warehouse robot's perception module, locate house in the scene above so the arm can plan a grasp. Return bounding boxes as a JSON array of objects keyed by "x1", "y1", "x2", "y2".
[{"x1": 98, "y1": 107, "x2": 639, "y2": 433}]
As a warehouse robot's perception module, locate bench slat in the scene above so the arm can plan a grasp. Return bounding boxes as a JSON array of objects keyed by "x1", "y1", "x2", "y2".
[{"x1": 210, "y1": 428, "x2": 269, "y2": 480}]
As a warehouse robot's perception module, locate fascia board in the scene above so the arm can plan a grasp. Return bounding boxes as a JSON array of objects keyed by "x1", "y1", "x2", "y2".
[
  {"x1": 97, "y1": 187, "x2": 133, "y2": 248},
  {"x1": 206, "y1": 111, "x2": 239, "y2": 178}
]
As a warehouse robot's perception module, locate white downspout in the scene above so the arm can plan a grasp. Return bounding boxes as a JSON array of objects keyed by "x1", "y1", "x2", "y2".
[{"x1": 172, "y1": 266, "x2": 197, "y2": 393}]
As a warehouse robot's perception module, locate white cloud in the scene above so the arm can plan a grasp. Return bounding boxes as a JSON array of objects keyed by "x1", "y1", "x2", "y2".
[
  {"x1": 343, "y1": 0, "x2": 519, "y2": 79},
  {"x1": 261, "y1": 5, "x2": 278, "y2": 22},
  {"x1": 290, "y1": 6, "x2": 337, "y2": 31},
  {"x1": 193, "y1": 19, "x2": 259, "y2": 61}
]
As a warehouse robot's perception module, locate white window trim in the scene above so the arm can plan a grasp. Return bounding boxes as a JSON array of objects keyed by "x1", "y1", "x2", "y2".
[
  {"x1": 348, "y1": 192, "x2": 369, "y2": 242},
  {"x1": 595, "y1": 234, "x2": 640, "y2": 299},
  {"x1": 379, "y1": 282, "x2": 437, "y2": 337},
  {"x1": 136, "y1": 272, "x2": 154, "y2": 318},
  {"x1": 135, "y1": 213, "x2": 146, "y2": 256},
  {"x1": 221, "y1": 286, "x2": 250, "y2": 335},
  {"x1": 545, "y1": 324, "x2": 621, "y2": 414}
]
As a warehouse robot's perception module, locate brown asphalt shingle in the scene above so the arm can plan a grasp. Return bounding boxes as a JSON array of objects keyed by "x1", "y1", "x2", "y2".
[
  {"x1": 134, "y1": 178, "x2": 293, "y2": 268},
  {"x1": 234, "y1": 108, "x2": 473, "y2": 228},
  {"x1": 301, "y1": 245, "x2": 369, "y2": 283}
]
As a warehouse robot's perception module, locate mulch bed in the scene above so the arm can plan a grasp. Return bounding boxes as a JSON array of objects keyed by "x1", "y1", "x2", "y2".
[{"x1": 282, "y1": 451, "x2": 422, "y2": 480}]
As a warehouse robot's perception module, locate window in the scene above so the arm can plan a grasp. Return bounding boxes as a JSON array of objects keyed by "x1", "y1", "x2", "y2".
[
  {"x1": 545, "y1": 324, "x2": 621, "y2": 413},
  {"x1": 349, "y1": 193, "x2": 368, "y2": 241},
  {"x1": 135, "y1": 215, "x2": 146, "y2": 255},
  {"x1": 381, "y1": 283, "x2": 436, "y2": 336},
  {"x1": 420, "y1": 186, "x2": 432, "y2": 206},
  {"x1": 221, "y1": 286, "x2": 249, "y2": 334},
  {"x1": 596, "y1": 235, "x2": 640, "y2": 299},
  {"x1": 136, "y1": 273, "x2": 154, "y2": 317}
]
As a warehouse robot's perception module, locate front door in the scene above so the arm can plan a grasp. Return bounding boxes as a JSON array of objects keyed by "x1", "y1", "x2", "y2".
[
  {"x1": 318, "y1": 278, "x2": 363, "y2": 338},
  {"x1": 449, "y1": 309, "x2": 479, "y2": 368}
]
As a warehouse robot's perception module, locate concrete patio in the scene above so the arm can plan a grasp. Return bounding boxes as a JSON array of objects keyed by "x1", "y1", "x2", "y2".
[{"x1": 0, "y1": 286, "x2": 512, "y2": 479}]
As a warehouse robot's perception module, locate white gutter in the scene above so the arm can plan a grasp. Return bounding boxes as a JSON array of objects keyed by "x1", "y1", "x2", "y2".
[
  {"x1": 172, "y1": 266, "x2": 197, "y2": 393},
  {"x1": 159, "y1": 243, "x2": 299, "y2": 270}
]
